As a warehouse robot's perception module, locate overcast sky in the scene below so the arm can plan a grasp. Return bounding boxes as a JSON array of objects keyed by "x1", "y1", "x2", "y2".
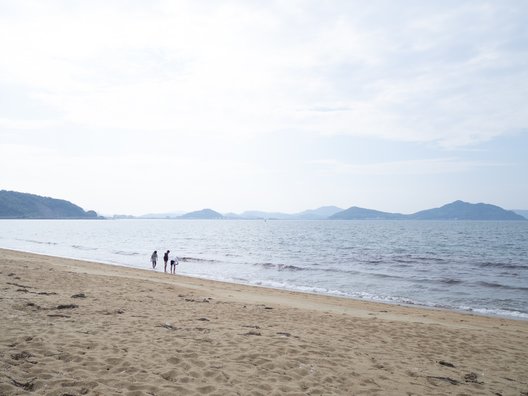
[{"x1": 1, "y1": 0, "x2": 527, "y2": 215}]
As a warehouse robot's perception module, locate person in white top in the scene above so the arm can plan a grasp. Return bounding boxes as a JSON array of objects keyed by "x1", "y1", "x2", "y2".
[
  {"x1": 170, "y1": 254, "x2": 179, "y2": 274},
  {"x1": 150, "y1": 250, "x2": 158, "y2": 269}
]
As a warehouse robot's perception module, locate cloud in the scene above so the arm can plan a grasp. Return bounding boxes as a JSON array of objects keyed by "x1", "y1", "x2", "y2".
[
  {"x1": 0, "y1": 1, "x2": 526, "y2": 147},
  {"x1": 0, "y1": 118, "x2": 62, "y2": 130},
  {"x1": 309, "y1": 157, "x2": 505, "y2": 176}
]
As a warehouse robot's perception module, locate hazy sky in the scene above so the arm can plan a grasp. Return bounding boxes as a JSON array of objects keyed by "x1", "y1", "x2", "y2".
[{"x1": 1, "y1": 1, "x2": 527, "y2": 215}]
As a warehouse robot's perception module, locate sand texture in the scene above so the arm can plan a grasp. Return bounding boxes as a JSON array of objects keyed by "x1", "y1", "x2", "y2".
[{"x1": 1, "y1": 248, "x2": 527, "y2": 395}]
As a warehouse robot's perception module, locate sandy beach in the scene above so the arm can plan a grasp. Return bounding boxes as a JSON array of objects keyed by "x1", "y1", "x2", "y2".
[{"x1": 1, "y1": 248, "x2": 527, "y2": 395}]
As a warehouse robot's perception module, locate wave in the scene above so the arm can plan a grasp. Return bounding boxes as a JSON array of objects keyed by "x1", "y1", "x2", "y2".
[
  {"x1": 18, "y1": 238, "x2": 58, "y2": 246},
  {"x1": 456, "y1": 305, "x2": 528, "y2": 320},
  {"x1": 363, "y1": 255, "x2": 447, "y2": 267},
  {"x1": 341, "y1": 291, "x2": 528, "y2": 320},
  {"x1": 439, "y1": 278, "x2": 463, "y2": 285},
  {"x1": 112, "y1": 250, "x2": 140, "y2": 256},
  {"x1": 244, "y1": 278, "x2": 352, "y2": 297},
  {"x1": 354, "y1": 272, "x2": 466, "y2": 286},
  {"x1": 179, "y1": 256, "x2": 219, "y2": 263},
  {"x1": 254, "y1": 262, "x2": 307, "y2": 271},
  {"x1": 183, "y1": 274, "x2": 528, "y2": 320},
  {"x1": 393, "y1": 263, "x2": 412, "y2": 268},
  {"x1": 251, "y1": 263, "x2": 466, "y2": 286},
  {"x1": 476, "y1": 261, "x2": 527, "y2": 270},
  {"x1": 417, "y1": 256, "x2": 446, "y2": 262},
  {"x1": 253, "y1": 263, "x2": 466, "y2": 285},
  {"x1": 394, "y1": 258, "x2": 416, "y2": 264},
  {"x1": 72, "y1": 245, "x2": 98, "y2": 251},
  {"x1": 394, "y1": 256, "x2": 446, "y2": 264},
  {"x1": 477, "y1": 281, "x2": 528, "y2": 292},
  {"x1": 369, "y1": 272, "x2": 406, "y2": 280}
]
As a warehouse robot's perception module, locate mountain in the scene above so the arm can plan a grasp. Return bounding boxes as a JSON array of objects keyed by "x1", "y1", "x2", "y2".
[
  {"x1": 238, "y1": 210, "x2": 293, "y2": 220},
  {"x1": 0, "y1": 190, "x2": 99, "y2": 219},
  {"x1": 294, "y1": 206, "x2": 344, "y2": 220},
  {"x1": 179, "y1": 208, "x2": 224, "y2": 219},
  {"x1": 512, "y1": 210, "x2": 528, "y2": 220},
  {"x1": 228, "y1": 207, "x2": 344, "y2": 220},
  {"x1": 330, "y1": 201, "x2": 525, "y2": 220},
  {"x1": 329, "y1": 207, "x2": 405, "y2": 220},
  {"x1": 129, "y1": 201, "x2": 526, "y2": 221},
  {"x1": 409, "y1": 200, "x2": 526, "y2": 220}
]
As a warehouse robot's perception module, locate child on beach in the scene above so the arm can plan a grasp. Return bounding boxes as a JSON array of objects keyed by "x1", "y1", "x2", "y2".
[
  {"x1": 150, "y1": 250, "x2": 158, "y2": 269},
  {"x1": 170, "y1": 254, "x2": 179, "y2": 274}
]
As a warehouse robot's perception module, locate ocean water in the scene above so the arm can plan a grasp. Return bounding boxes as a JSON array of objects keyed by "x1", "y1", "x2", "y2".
[{"x1": 1, "y1": 219, "x2": 527, "y2": 320}]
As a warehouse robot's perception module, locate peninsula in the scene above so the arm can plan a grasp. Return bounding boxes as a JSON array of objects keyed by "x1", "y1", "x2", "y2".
[{"x1": 0, "y1": 190, "x2": 99, "y2": 219}]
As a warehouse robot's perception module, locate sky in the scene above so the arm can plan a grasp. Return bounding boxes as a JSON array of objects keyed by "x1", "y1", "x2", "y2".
[{"x1": 1, "y1": 0, "x2": 527, "y2": 216}]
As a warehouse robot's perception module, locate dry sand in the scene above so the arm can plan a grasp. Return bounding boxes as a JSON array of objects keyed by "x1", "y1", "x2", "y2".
[{"x1": 1, "y1": 248, "x2": 527, "y2": 395}]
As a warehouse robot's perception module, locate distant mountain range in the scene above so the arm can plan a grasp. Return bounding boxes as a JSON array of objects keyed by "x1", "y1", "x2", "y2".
[
  {"x1": 1, "y1": 190, "x2": 525, "y2": 221},
  {"x1": 140, "y1": 206, "x2": 344, "y2": 220},
  {"x1": 135, "y1": 211, "x2": 185, "y2": 219},
  {"x1": 222, "y1": 206, "x2": 344, "y2": 220},
  {"x1": 0, "y1": 190, "x2": 99, "y2": 219},
  {"x1": 296, "y1": 206, "x2": 346, "y2": 220},
  {"x1": 330, "y1": 200, "x2": 525, "y2": 220},
  {"x1": 158, "y1": 201, "x2": 525, "y2": 221}
]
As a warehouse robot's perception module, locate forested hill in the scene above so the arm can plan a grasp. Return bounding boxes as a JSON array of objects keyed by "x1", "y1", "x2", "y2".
[{"x1": 0, "y1": 190, "x2": 99, "y2": 219}]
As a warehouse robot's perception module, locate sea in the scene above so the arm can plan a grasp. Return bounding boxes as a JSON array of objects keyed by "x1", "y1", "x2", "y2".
[{"x1": 1, "y1": 219, "x2": 527, "y2": 320}]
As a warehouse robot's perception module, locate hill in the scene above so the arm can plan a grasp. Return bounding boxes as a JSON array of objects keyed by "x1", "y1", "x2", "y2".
[
  {"x1": 0, "y1": 190, "x2": 99, "y2": 219},
  {"x1": 225, "y1": 206, "x2": 344, "y2": 220},
  {"x1": 179, "y1": 209, "x2": 224, "y2": 219},
  {"x1": 330, "y1": 200, "x2": 525, "y2": 220},
  {"x1": 329, "y1": 207, "x2": 405, "y2": 220},
  {"x1": 238, "y1": 211, "x2": 292, "y2": 220},
  {"x1": 409, "y1": 200, "x2": 526, "y2": 220},
  {"x1": 294, "y1": 206, "x2": 344, "y2": 220},
  {"x1": 512, "y1": 209, "x2": 528, "y2": 220}
]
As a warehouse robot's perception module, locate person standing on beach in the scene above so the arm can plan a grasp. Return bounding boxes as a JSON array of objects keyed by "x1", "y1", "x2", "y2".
[
  {"x1": 170, "y1": 254, "x2": 179, "y2": 274},
  {"x1": 163, "y1": 250, "x2": 170, "y2": 273},
  {"x1": 150, "y1": 250, "x2": 158, "y2": 269}
]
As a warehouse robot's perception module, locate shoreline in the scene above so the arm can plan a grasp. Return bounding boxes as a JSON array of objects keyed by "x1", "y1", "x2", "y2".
[
  {"x1": 2, "y1": 246, "x2": 526, "y2": 322},
  {"x1": 0, "y1": 248, "x2": 523, "y2": 325},
  {"x1": 1, "y1": 248, "x2": 528, "y2": 394}
]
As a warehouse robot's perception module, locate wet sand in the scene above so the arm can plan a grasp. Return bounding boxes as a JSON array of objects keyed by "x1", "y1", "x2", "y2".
[{"x1": 1, "y1": 248, "x2": 527, "y2": 395}]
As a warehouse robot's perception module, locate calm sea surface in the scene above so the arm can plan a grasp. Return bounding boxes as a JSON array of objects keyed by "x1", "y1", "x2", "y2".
[{"x1": 1, "y1": 219, "x2": 527, "y2": 320}]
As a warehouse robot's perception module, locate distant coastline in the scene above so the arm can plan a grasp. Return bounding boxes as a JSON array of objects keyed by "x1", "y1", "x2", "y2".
[
  {"x1": 1, "y1": 190, "x2": 525, "y2": 221},
  {"x1": 133, "y1": 201, "x2": 526, "y2": 221}
]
